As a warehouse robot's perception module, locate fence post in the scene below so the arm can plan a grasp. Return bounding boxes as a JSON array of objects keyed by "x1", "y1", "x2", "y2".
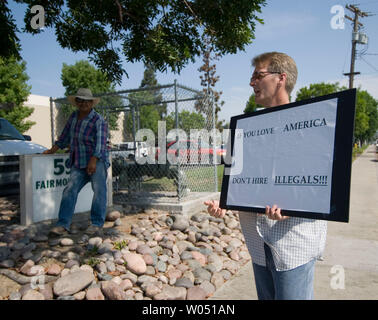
[
  {"x1": 132, "y1": 105, "x2": 136, "y2": 147},
  {"x1": 174, "y1": 80, "x2": 182, "y2": 201},
  {"x1": 49, "y1": 97, "x2": 55, "y2": 147},
  {"x1": 211, "y1": 92, "x2": 218, "y2": 193}
]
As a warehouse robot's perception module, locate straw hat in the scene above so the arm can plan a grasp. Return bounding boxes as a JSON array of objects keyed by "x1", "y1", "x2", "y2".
[{"x1": 67, "y1": 88, "x2": 100, "y2": 106}]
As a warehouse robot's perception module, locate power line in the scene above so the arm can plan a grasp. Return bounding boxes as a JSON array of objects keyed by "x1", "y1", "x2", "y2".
[
  {"x1": 352, "y1": 1, "x2": 378, "y2": 6},
  {"x1": 360, "y1": 56, "x2": 378, "y2": 72}
]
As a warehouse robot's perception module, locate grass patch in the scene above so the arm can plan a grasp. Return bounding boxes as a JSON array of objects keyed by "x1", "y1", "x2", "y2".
[
  {"x1": 113, "y1": 240, "x2": 128, "y2": 250},
  {"x1": 140, "y1": 165, "x2": 225, "y2": 192},
  {"x1": 352, "y1": 144, "x2": 369, "y2": 161},
  {"x1": 86, "y1": 257, "x2": 101, "y2": 268}
]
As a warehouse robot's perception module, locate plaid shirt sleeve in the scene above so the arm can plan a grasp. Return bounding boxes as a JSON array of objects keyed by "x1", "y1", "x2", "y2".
[
  {"x1": 92, "y1": 117, "x2": 108, "y2": 161},
  {"x1": 55, "y1": 112, "x2": 75, "y2": 149}
]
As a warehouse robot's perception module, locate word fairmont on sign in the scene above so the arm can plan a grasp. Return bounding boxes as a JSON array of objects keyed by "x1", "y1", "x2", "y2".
[
  {"x1": 35, "y1": 178, "x2": 70, "y2": 190},
  {"x1": 221, "y1": 89, "x2": 356, "y2": 223}
]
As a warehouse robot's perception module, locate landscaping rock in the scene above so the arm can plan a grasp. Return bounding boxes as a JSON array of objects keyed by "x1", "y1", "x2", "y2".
[
  {"x1": 106, "y1": 210, "x2": 121, "y2": 222},
  {"x1": 0, "y1": 196, "x2": 250, "y2": 301},
  {"x1": 101, "y1": 281, "x2": 125, "y2": 300},
  {"x1": 123, "y1": 253, "x2": 147, "y2": 275},
  {"x1": 86, "y1": 287, "x2": 105, "y2": 300},
  {"x1": 187, "y1": 286, "x2": 207, "y2": 300},
  {"x1": 53, "y1": 270, "x2": 95, "y2": 296}
]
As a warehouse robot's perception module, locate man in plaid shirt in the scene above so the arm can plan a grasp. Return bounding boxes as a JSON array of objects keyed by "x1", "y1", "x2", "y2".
[{"x1": 44, "y1": 88, "x2": 109, "y2": 237}]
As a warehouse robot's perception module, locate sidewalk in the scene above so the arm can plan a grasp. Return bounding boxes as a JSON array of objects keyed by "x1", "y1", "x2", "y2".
[{"x1": 209, "y1": 144, "x2": 378, "y2": 300}]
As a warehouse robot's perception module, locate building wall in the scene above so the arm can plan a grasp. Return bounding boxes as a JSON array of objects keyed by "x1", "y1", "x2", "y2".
[{"x1": 24, "y1": 94, "x2": 52, "y2": 148}]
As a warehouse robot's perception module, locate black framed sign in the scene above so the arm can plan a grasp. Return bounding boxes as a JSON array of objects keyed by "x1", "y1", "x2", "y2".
[{"x1": 220, "y1": 89, "x2": 356, "y2": 223}]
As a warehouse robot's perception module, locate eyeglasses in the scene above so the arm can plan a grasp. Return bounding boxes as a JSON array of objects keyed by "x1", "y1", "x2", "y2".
[
  {"x1": 250, "y1": 71, "x2": 281, "y2": 81},
  {"x1": 75, "y1": 97, "x2": 93, "y2": 104}
]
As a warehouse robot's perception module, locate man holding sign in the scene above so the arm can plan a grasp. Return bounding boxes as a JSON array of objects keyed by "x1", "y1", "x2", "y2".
[{"x1": 205, "y1": 52, "x2": 327, "y2": 300}]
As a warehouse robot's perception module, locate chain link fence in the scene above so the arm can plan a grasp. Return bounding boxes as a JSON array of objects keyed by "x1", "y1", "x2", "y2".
[{"x1": 51, "y1": 81, "x2": 221, "y2": 204}]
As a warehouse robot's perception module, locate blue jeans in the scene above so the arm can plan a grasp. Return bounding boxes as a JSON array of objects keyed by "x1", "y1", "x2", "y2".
[
  {"x1": 252, "y1": 243, "x2": 316, "y2": 300},
  {"x1": 56, "y1": 160, "x2": 107, "y2": 231}
]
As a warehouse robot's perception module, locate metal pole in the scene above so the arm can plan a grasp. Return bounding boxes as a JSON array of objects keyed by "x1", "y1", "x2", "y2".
[
  {"x1": 132, "y1": 105, "x2": 136, "y2": 149},
  {"x1": 174, "y1": 80, "x2": 181, "y2": 200},
  {"x1": 211, "y1": 92, "x2": 218, "y2": 193},
  {"x1": 174, "y1": 80, "x2": 179, "y2": 133},
  {"x1": 49, "y1": 97, "x2": 55, "y2": 147}
]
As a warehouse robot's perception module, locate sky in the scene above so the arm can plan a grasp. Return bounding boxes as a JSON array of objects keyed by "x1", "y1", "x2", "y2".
[{"x1": 8, "y1": 0, "x2": 378, "y2": 123}]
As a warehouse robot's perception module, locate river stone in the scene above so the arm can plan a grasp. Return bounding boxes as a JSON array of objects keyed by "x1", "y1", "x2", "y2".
[
  {"x1": 174, "y1": 277, "x2": 194, "y2": 289},
  {"x1": 142, "y1": 253, "x2": 155, "y2": 265},
  {"x1": 20, "y1": 259, "x2": 34, "y2": 275},
  {"x1": 39, "y1": 282, "x2": 54, "y2": 300},
  {"x1": 86, "y1": 287, "x2": 105, "y2": 300},
  {"x1": 53, "y1": 270, "x2": 95, "y2": 296},
  {"x1": 73, "y1": 291, "x2": 86, "y2": 300},
  {"x1": 137, "y1": 275, "x2": 158, "y2": 286},
  {"x1": 145, "y1": 283, "x2": 161, "y2": 298},
  {"x1": 154, "y1": 285, "x2": 187, "y2": 300},
  {"x1": 88, "y1": 237, "x2": 103, "y2": 248},
  {"x1": 193, "y1": 268, "x2": 212, "y2": 284},
  {"x1": 106, "y1": 210, "x2": 121, "y2": 222},
  {"x1": 0, "y1": 247, "x2": 11, "y2": 261},
  {"x1": 191, "y1": 251, "x2": 207, "y2": 266},
  {"x1": 9, "y1": 292, "x2": 22, "y2": 300},
  {"x1": 156, "y1": 261, "x2": 167, "y2": 273},
  {"x1": 199, "y1": 280, "x2": 216, "y2": 297},
  {"x1": 226, "y1": 219, "x2": 239, "y2": 229},
  {"x1": 171, "y1": 215, "x2": 189, "y2": 232},
  {"x1": 0, "y1": 259, "x2": 15, "y2": 268},
  {"x1": 191, "y1": 213, "x2": 208, "y2": 223},
  {"x1": 47, "y1": 264, "x2": 62, "y2": 276},
  {"x1": 119, "y1": 279, "x2": 133, "y2": 291},
  {"x1": 22, "y1": 289, "x2": 45, "y2": 300},
  {"x1": 207, "y1": 253, "x2": 223, "y2": 272},
  {"x1": 123, "y1": 252, "x2": 147, "y2": 275},
  {"x1": 136, "y1": 244, "x2": 153, "y2": 255},
  {"x1": 60, "y1": 238, "x2": 74, "y2": 246},
  {"x1": 128, "y1": 241, "x2": 138, "y2": 251},
  {"x1": 229, "y1": 238, "x2": 243, "y2": 248},
  {"x1": 0, "y1": 274, "x2": 21, "y2": 299},
  {"x1": 211, "y1": 272, "x2": 224, "y2": 289},
  {"x1": 101, "y1": 281, "x2": 125, "y2": 300},
  {"x1": 186, "y1": 286, "x2": 207, "y2": 300}
]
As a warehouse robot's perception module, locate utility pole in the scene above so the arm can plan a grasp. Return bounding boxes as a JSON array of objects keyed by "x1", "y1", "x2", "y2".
[{"x1": 344, "y1": 5, "x2": 370, "y2": 89}]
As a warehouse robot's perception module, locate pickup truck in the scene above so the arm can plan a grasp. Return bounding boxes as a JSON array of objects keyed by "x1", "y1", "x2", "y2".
[{"x1": 0, "y1": 118, "x2": 46, "y2": 195}]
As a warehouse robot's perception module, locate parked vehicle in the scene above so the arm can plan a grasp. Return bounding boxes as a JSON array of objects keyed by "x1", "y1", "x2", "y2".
[
  {"x1": 111, "y1": 141, "x2": 148, "y2": 161},
  {"x1": 0, "y1": 118, "x2": 47, "y2": 195},
  {"x1": 155, "y1": 140, "x2": 226, "y2": 164},
  {"x1": 375, "y1": 139, "x2": 378, "y2": 153}
]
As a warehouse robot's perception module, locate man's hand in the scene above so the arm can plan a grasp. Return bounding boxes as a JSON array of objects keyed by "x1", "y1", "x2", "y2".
[
  {"x1": 87, "y1": 156, "x2": 97, "y2": 175},
  {"x1": 204, "y1": 200, "x2": 226, "y2": 219},
  {"x1": 42, "y1": 145, "x2": 59, "y2": 154},
  {"x1": 265, "y1": 205, "x2": 289, "y2": 221}
]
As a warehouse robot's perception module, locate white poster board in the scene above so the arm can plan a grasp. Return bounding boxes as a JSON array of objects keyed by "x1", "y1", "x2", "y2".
[{"x1": 220, "y1": 90, "x2": 356, "y2": 222}]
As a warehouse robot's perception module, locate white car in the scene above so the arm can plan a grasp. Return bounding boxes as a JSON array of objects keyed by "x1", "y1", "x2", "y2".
[
  {"x1": 112, "y1": 141, "x2": 148, "y2": 160},
  {"x1": 0, "y1": 118, "x2": 46, "y2": 194}
]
